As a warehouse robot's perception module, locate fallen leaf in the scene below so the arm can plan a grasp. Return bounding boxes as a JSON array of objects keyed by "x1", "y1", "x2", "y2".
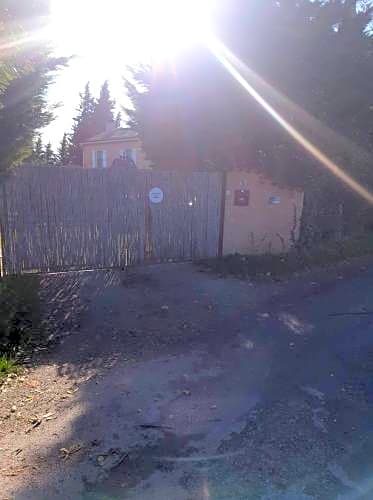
[{"x1": 25, "y1": 380, "x2": 39, "y2": 388}]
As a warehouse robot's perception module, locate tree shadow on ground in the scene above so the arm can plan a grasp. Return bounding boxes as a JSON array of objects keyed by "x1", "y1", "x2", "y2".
[{"x1": 7, "y1": 262, "x2": 373, "y2": 499}]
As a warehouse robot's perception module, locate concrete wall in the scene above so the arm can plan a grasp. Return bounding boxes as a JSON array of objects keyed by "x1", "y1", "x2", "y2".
[
  {"x1": 82, "y1": 139, "x2": 151, "y2": 169},
  {"x1": 223, "y1": 171, "x2": 304, "y2": 255}
]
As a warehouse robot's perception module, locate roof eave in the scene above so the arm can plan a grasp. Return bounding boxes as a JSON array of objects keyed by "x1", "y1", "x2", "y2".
[{"x1": 80, "y1": 137, "x2": 139, "y2": 146}]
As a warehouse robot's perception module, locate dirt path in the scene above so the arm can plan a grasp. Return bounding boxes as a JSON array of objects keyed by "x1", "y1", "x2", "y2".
[{"x1": 2, "y1": 261, "x2": 373, "y2": 499}]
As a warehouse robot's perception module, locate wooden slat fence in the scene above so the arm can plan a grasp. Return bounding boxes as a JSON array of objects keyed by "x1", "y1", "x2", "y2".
[{"x1": 0, "y1": 166, "x2": 223, "y2": 274}]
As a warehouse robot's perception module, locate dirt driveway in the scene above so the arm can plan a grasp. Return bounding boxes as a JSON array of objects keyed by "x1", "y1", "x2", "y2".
[{"x1": 2, "y1": 261, "x2": 373, "y2": 499}]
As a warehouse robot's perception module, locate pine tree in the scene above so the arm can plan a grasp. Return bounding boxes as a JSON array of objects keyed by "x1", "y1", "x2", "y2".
[
  {"x1": 69, "y1": 83, "x2": 96, "y2": 165},
  {"x1": 35, "y1": 136, "x2": 44, "y2": 162},
  {"x1": 57, "y1": 133, "x2": 70, "y2": 165},
  {"x1": 91, "y1": 81, "x2": 116, "y2": 135},
  {"x1": 115, "y1": 111, "x2": 122, "y2": 128},
  {"x1": 44, "y1": 142, "x2": 56, "y2": 166},
  {"x1": 125, "y1": 0, "x2": 373, "y2": 186},
  {"x1": 0, "y1": 0, "x2": 67, "y2": 175},
  {"x1": 29, "y1": 135, "x2": 44, "y2": 164}
]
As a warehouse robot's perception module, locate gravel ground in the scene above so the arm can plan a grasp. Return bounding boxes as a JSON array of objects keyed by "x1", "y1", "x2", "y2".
[{"x1": 1, "y1": 260, "x2": 373, "y2": 499}]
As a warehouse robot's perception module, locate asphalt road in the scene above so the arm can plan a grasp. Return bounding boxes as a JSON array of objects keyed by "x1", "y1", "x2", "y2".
[{"x1": 3, "y1": 259, "x2": 373, "y2": 500}]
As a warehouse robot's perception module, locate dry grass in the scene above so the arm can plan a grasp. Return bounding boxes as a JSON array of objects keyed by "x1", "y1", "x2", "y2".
[{"x1": 198, "y1": 234, "x2": 373, "y2": 280}]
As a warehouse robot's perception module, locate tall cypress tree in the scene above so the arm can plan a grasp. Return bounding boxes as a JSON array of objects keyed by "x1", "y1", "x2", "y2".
[
  {"x1": 29, "y1": 135, "x2": 44, "y2": 164},
  {"x1": 44, "y1": 142, "x2": 56, "y2": 166},
  {"x1": 91, "y1": 81, "x2": 116, "y2": 135},
  {"x1": 115, "y1": 111, "x2": 122, "y2": 129},
  {"x1": 125, "y1": 0, "x2": 373, "y2": 188},
  {"x1": 69, "y1": 83, "x2": 96, "y2": 165},
  {"x1": 57, "y1": 133, "x2": 70, "y2": 165}
]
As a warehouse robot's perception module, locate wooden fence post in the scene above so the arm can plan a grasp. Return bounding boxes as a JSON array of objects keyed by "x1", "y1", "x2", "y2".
[
  {"x1": 218, "y1": 171, "x2": 227, "y2": 258},
  {"x1": 0, "y1": 183, "x2": 8, "y2": 276}
]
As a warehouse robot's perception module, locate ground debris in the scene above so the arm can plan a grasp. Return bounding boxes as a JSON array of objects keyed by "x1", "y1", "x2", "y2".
[
  {"x1": 1, "y1": 465, "x2": 29, "y2": 477},
  {"x1": 138, "y1": 424, "x2": 173, "y2": 430},
  {"x1": 59, "y1": 443, "x2": 83, "y2": 460},
  {"x1": 25, "y1": 412, "x2": 56, "y2": 433},
  {"x1": 94, "y1": 448, "x2": 128, "y2": 471},
  {"x1": 25, "y1": 418, "x2": 42, "y2": 433},
  {"x1": 329, "y1": 311, "x2": 373, "y2": 317}
]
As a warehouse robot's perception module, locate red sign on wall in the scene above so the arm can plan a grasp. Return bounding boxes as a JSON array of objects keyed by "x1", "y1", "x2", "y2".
[{"x1": 234, "y1": 189, "x2": 250, "y2": 206}]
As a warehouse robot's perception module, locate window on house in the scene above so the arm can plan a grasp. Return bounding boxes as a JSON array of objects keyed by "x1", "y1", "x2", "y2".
[
  {"x1": 121, "y1": 149, "x2": 137, "y2": 165},
  {"x1": 93, "y1": 150, "x2": 107, "y2": 168}
]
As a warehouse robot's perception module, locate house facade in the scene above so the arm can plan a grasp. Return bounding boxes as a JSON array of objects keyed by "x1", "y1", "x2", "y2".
[
  {"x1": 79, "y1": 127, "x2": 304, "y2": 254},
  {"x1": 81, "y1": 128, "x2": 151, "y2": 169},
  {"x1": 223, "y1": 171, "x2": 304, "y2": 254}
]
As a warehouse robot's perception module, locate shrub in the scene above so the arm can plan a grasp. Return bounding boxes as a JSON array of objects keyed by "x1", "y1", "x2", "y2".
[
  {"x1": 198, "y1": 234, "x2": 373, "y2": 280},
  {"x1": 0, "y1": 356, "x2": 18, "y2": 378},
  {"x1": 0, "y1": 276, "x2": 40, "y2": 356}
]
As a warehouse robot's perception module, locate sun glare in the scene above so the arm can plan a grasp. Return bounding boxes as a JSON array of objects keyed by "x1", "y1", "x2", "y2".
[{"x1": 51, "y1": 0, "x2": 215, "y2": 62}]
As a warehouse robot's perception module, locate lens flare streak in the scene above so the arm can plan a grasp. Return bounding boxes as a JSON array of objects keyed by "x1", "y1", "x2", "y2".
[{"x1": 209, "y1": 37, "x2": 373, "y2": 205}]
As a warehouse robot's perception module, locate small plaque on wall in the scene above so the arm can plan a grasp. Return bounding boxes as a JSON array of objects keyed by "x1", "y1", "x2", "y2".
[
  {"x1": 234, "y1": 189, "x2": 250, "y2": 206},
  {"x1": 269, "y1": 196, "x2": 281, "y2": 205}
]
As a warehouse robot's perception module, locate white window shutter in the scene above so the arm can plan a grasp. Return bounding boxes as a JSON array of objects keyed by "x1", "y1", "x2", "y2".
[
  {"x1": 92, "y1": 150, "x2": 96, "y2": 168},
  {"x1": 132, "y1": 149, "x2": 137, "y2": 165},
  {"x1": 103, "y1": 150, "x2": 107, "y2": 168}
]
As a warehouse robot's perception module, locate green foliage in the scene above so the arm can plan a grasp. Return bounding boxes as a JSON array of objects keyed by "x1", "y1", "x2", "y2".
[
  {"x1": 0, "y1": 356, "x2": 18, "y2": 379},
  {"x1": 0, "y1": 276, "x2": 40, "y2": 356},
  {"x1": 57, "y1": 133, "x2": 71, "y2": 165},
  {"x1": 69, "y1": 81, "x2": 117, "y2": 165},
  {"x1": 29, "y1": 134, "x2": 44, "y2": 164},
  {"x1": 115, "y1": 111, "x2": 122, "y2": 128},
  {"x1": 125, "y1": 0, "x2": 373, "y2": 192},
  {"x1": 199, "y1": 233, "x2": 373, "y2": 280},
  {"x1": 0, "y1": 57, "x2": 65, "y2": 173},
  {"x1": 29, "y1": 136, "x2": 60, "y2": 166},
  {"x1": 0, "y1": 0, "x2": 66, "y2": 174},
  {"x1": 44, "y1": 141, "x2": 56, "y2": 166},
  {"x1": 69, "y1": 82, "x2": 96, "y2": 165},
  {"x1": 91, "y1": 80, "x2": 115, "y2": 133}
]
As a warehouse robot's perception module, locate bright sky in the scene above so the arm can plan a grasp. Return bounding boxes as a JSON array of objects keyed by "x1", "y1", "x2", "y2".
[{"x1": 44, "y1": 0, "x2": 216, "y2": 146}]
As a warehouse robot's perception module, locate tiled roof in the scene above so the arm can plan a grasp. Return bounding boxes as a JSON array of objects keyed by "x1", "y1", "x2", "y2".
[{"x1": 82, "y1": 128, "x2": 138, "y2": 144}]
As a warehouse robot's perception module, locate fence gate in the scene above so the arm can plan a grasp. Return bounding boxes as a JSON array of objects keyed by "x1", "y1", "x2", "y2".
[{"x1": 0, "y1": 166, "x2": 223, "y2": 274}]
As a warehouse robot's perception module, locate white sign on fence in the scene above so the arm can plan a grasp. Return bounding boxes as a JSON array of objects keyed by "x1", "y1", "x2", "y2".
[{"x1": 149, "y1": 187, "x2": 164, "y2": 204}]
